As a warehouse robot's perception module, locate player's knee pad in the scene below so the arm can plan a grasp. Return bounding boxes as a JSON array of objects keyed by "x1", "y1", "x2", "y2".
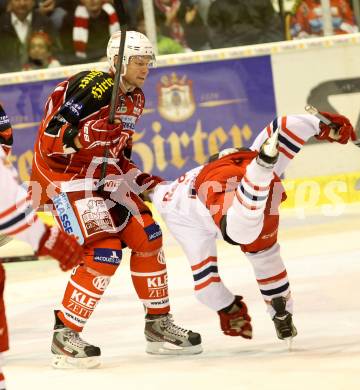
[
  {"x1": 82, "y1": 238, "x2": 122, "y2": 276},
  {"x1": 59, "y1": 238, "x2": 121, "y2": 331}
]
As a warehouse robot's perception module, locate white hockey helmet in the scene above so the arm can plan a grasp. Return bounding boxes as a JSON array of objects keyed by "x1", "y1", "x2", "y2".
[{"x1": 107, "y1": 30, "x2": 156, "y2": 73}]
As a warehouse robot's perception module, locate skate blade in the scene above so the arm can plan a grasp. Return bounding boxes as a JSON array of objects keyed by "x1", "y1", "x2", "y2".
[
  {"x1": 146, "y1": 341, "x2": 203, "y2": 356},
  {"x1": 284, "y1": 337, "x2": 294, "y2": 351},
  {"x1": 52, "y1": 354, "x2": 101, "y2": 369}
]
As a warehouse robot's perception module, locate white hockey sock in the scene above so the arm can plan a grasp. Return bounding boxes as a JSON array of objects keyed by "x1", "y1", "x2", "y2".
[
  {"x1": 191, "y1": 257, "x2": 234, "y2": 311},
  {"x1": 245, "y1": 243, "x2": 293, "y2": 318}
]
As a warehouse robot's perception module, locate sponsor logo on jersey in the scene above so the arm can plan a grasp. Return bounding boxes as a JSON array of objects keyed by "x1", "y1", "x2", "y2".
[
  {"x1": 144, "y1": 223, "x2": 162, "y2": 241},
  {"x1": 0, "y1": 115, "x2": 10, "y2": 130},
  {"x1": 52, "y1": 192, "x2": 84, "y2": 244},
  {"x1": 79, "y1": 70, "x2": 104, "y2": 89},
  {"x1": 94, "y1": 248, "x2": 122, "y2": 265},
  {"x1": 120, "y1": 115, "x2": 136, "y2": 131},
  {"x1": 75, "y1": 197, "x2": 116, "y2": 238},
  {"x1": 64, "y1": 99, "x2": 84, "y2": 118}
]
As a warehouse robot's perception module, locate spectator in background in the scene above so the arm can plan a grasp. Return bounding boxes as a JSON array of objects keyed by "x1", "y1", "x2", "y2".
[
  {"x1": 136, "y1": 5, "x2": 185, "y2": 54},
  {"x1": 207, "y1": 0, "x2": 284, "y2": 49},
  {"x1": 23, "y1": 31, "x2": 61, "y2": 70},
  {"x1": 0, "y1": 0, "x2": 7, "y2": 13},
  {"x1": 36, "y1": 0, "x2": 67, "y2": 31},
  {"x1": 154, "y1": 0, "x2": 188, "y2": 48},
  {"x1": 59, "y1": 0, "x2": 120, "y2": 65},
  {"x1": 290, "y1": 0, "x2": 359, "y2": 38},
  {"x1": 177, "y1": 0, "x2": 210, "y2": 51},
  {"x1": 0, "y1": 0, "x2": 59, "y2": 73}
]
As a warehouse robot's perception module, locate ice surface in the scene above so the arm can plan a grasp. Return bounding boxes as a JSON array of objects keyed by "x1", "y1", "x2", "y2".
[{"x1": 2, "y1": 209, "x2": 360, "y2": 390}]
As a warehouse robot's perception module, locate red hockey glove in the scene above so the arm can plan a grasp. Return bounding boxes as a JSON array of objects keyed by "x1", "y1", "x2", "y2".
[
  {"x1": 78, "y1": 118, "x2": 122, "y2": 150},
  {"x1": 316, "y1": 112, "x2": 356, "y2": 144},
  {"x1": 136, "y1": 174, "x2": 164, "y2": 202},
  {"x1": 36, "y1": 226, "x2": 83, "y2": 271},
  {"x1": 217, "y1": 296, "x2": 253, "y2": 339},
  {"x1": 135, "y1": 173, "x2": 164, "y2": 190}
]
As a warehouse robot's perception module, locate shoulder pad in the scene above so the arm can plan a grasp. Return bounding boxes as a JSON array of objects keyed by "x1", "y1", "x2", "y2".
[{"x1": 60, "y1": 70, "x2": 114, "y2": 124}]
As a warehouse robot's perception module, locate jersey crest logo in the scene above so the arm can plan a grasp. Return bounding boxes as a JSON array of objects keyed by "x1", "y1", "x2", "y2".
[{"x1": 157, "y1": 73, "x2": 196, "y2": 122}]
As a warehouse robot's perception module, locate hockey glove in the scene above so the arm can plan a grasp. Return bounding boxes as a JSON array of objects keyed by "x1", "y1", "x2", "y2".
[
  {"x1": 36, "y1": 226, "x2": 83, "y2": 271},
  {"x1": 135, "y1": 173, "x2": 164, "y2": 190},
  {"x1": 316, "y1": 112, "x2": 356, "y2": 144},
  {"x1": 217, "y1": 295, "x2": 253, "y2": 339},
  {"x1": 78, "y1": 118, "x2": 122, "y2": 150}
]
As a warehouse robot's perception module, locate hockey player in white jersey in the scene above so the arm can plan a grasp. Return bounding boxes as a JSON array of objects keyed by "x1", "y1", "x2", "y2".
[
  {"x1": 0, "y1": 104, "x2": 83, "y2": 390},
  {"x1": 151, "y1": 111, "x2": 356, "y2": 343}
]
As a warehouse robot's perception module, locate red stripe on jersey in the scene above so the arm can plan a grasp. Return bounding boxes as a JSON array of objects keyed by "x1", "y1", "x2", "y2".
[
  {"x1": 257, "y1": 270, "x2": 288, "y2": 285},
  {"x1": 278, "y1": 146, "x2": 294, "y2": 159},
  {"x1": 243, "y1": 174, "x2": 270, "y2": 191},
  {"x1": 281, "y1": 117, "x2": 305, "y2": 145},
  {"x1": 0, "y1": 194, "x2": 31, "y2": 219},
  {"x1": 235, "y1": 190, "x2": 260, "y2": 211},
  {"x1": 266, "y1": 125, "x2": 271, "y2": 137},
  {"x1": 5, "y1": 215, "x2": 38, "y2": 236},
  {"x1": 191, "y1": 256, "x2": 217, "y2": 271},
  {"x1": 194, "y1": 276, "x2": 221, "y2": 291}
]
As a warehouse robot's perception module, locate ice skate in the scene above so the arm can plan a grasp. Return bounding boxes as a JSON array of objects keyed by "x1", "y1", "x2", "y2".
[
  {"x1": 218, "y1": 295, "x2": 252, "y2": 338},
  {"x1": 257, "y1": 129, "x2": 279, "y2": 169},
  {"x1": 145, "y1": 313, "x2": 202, "y2": 355},
  {"x1": 51, "y1": 311, "x2": 101, "y2": 369},
  {"x1": 271, "y1": 297, "x2": 297, "y2": 348}
]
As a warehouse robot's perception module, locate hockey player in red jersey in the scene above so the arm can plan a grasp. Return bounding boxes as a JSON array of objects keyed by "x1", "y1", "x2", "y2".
[
  {"x1": 0, "y1": 104, "x2": 84, "y2": 390},
  {"x1": 31, "y1": 30, "x2": 202, "y2": 369},
  {"x1": 151, "y1": 112, "x2": 356, "y2": 343}
]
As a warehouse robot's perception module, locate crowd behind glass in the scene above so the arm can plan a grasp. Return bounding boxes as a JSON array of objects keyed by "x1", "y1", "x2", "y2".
[{"x1": 0, "y1": 0, "x2": 359, "y2": 74}]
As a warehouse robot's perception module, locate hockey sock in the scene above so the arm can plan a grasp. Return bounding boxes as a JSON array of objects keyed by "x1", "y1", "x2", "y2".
[
  {"x1": 245, "y1": 243, "x2": 293, "y2": 318},
  {"x1": 191, "y1": 256, "x2": 235, "y2": 311},
  {"x1": 58, "y1": 264, "x2": 111, "y2": 331}
]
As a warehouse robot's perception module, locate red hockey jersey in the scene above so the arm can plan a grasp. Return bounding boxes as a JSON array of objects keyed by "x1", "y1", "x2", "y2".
[{"x1": 31, "y1": 70, "x2": 146, "y2": 204}]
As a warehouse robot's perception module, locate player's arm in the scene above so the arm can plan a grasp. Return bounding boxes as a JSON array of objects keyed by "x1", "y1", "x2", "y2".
[
  {"x1": 250, "y1": 113, "x2": 355, "y2": 176},
  {"x1": 0, "y1": 158, "x2": 83, "y2": 271},
  {"x1": 40, "y1": 71, "x2": 121, "y2": 156}
]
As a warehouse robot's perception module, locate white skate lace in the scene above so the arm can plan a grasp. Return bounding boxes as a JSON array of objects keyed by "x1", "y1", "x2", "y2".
[
  {"x1": 160, "y1": 314, "x2": 190, "y2": 338},
  {"x1": 63, "y1": 328, "x2": 91, "y2": 348}
]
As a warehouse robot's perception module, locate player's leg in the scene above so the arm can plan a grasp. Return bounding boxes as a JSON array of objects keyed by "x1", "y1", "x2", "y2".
[
  {"x1": 164, "y1": 214, "x2": 252, "y2": 339},
  {"x1": 120, "y1": 212, "x2": 202, "y2": 355},
  {"x1": 244, "y1": 243, "x2": 297, "y2": 341},
  {"x1": 51, "y1": 237, "x2": 122, "y2": 368},
  {"x1": 224, "y1": 130, "x2": 279, "y2": 246},
  {"x1": 0, "y1": 156, "x2": 46, "y2": 248},
  {"x1": 250, "y1": 115, "x2": 320, "y2": 177}
]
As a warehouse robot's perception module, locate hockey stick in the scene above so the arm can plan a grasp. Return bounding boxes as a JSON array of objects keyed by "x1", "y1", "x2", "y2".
[
  {"x1": 0, "y1": 255, "x2": 40, "y2": 264},
  {"x1": 305, "y1": 104, "x2": 360, "y2": 148},
  {"x1": 98, "y1": 3, "x2": 128, "y2": 193}
]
